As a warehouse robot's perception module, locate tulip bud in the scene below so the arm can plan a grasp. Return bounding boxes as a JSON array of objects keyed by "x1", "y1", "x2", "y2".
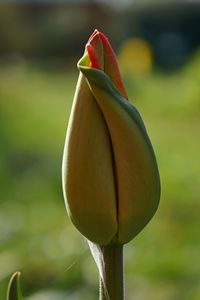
[{"x1": 62, "y1": 30, "x2": 160, "y2": 245}]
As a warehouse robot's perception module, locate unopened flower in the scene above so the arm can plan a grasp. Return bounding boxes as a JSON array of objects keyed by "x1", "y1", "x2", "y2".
[{"x1": 62, "y1": 30, "x2": 160, "y2": 245}]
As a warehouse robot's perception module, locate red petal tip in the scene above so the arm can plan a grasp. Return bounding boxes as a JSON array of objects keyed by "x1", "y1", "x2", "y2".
[
  {"x1": 88, "y1": 30, "x2": 101, "y2": 44},
  {"x1": 86, "y1": 44, "x2": 101, "y2": 69}
]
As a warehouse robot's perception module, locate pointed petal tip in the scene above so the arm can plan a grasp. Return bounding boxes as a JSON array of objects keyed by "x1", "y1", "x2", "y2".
[
  {"x1": 85, "y1": 30, "x2": 128, "y2": 99},
  {"x1": 89, "y1": 30, "x2": 107, "y2": 44},
  {"x1": 86, "y1": 44, "x2": 101, "y2": 69},
  {"x1": 88, "y1": 29, "x2": 101, "y2": 43}
]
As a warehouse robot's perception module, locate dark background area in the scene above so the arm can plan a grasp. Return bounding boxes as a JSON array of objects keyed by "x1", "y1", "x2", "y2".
[{"x1": 0, "y1": 1, "x2": 199, "y2": 69}]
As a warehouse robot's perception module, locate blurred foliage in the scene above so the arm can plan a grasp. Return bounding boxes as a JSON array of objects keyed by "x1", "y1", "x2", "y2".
[{"x1": 0, "y1": 48, "x2": 200, "y2": 299}]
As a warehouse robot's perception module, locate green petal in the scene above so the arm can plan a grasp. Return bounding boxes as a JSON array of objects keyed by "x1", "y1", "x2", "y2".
[
  {"x1": 79, "y1": 55, "x2": 148, "y2": 135},
  {"x1": 62, "y1": 73, "x2": 117, "y2": 245},
  {"x1": 79, "y1": 62, "x2": 160, "y2": 244}
]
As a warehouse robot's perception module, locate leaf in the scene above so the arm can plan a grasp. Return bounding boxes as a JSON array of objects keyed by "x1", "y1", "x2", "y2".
[
  {"x1": 87, "y1": 240, "x2": 110, "y2": 300},
  {"x1": 7, "y1": 272, "x2": 23, "y2": 300}
]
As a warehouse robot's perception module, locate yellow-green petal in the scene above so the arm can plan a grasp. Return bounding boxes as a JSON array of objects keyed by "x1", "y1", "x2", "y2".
[
  {"x1": 62, "y1": 73, "x2": 117, "y2": 245},
  {"x1": 78, "y1": 63, "x2": 160, "y2": 244}
]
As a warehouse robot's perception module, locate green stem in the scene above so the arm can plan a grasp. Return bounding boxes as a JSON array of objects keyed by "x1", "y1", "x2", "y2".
[{"x1": 99, "y1": 243, "x2": 124, "y2": 300}]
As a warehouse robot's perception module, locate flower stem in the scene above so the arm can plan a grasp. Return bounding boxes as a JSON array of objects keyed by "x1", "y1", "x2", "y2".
[{"x1": 99, "y1": 243, "x2": 124, "y2": 300}]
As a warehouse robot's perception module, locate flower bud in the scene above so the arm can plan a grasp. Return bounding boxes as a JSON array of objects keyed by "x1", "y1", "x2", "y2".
[{"x1": 62, "y1": 30, "x2": 160, "y2": 245}]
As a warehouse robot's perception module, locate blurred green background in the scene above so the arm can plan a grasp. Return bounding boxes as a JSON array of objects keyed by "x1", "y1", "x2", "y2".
[{"x1": 0, "y1": 1, "x2": 200, "y2": 299}]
